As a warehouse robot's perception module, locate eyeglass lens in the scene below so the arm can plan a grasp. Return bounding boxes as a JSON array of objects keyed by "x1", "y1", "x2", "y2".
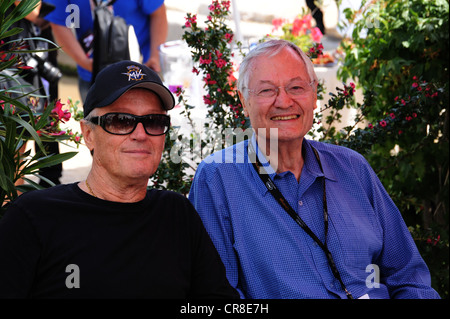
[
  {"x1": 103, "y1": 113, "x2": 169, "y2": 136},
  {"x1": 252, "y1": 81, "x2": 313, "y2": 98}
]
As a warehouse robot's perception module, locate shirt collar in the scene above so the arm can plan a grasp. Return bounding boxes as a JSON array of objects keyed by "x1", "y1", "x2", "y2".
[
  {"x1": 302, "y1": 138, "x2": 337, "y2": 182},
  {"x1": 248, "y1": 136, "x2": 337, "y2": 196}
]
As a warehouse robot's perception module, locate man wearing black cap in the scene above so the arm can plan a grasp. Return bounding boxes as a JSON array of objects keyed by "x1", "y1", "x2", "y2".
[{"x1": 0, "y1": 61, "x2": 239, "y2": 299}]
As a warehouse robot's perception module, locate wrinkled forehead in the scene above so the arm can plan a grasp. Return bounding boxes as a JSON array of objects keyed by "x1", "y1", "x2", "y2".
[{"x1": 248, "y1": 48, "x2": 310, "y2": 84}]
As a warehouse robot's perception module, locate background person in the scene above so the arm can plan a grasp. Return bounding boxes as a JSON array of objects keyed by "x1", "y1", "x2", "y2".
[
  {"x1": 0, "y1": 60, "x2": 239, "y2": 299},
  {"x1": 189, "y1": 39, "x2": 440, "y2": 299},
  {"x1": 44, "y1": 0, "x2": 168, "y2": 102}
]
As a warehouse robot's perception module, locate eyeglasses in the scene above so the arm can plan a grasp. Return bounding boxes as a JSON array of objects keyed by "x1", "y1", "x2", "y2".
[
  {"x1": 247, "y1": 80, "x2": 315, "y2": 99},
  {"x1": 88, "y1": 112, "x2": 170, "y2": 136}
]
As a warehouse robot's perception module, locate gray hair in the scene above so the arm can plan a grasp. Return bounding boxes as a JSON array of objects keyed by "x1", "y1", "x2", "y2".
[
  {"x1": 237, "y1": 39, "x2": 319, "y2": 100},
  {"x1": 82, "y1": 108, "x2": 98, "y2": 130}
]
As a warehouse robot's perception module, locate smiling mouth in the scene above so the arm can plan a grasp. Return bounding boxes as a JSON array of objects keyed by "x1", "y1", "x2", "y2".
[
  {"x1": 271, "y1": 115, "x2": 300, "y2": 121},
  {"x1": 125, "y1": 150, "x2": 151, "y2": 155}
]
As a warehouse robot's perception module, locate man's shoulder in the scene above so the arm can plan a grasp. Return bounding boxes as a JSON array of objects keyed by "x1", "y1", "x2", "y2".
[{"x1": 14, "y1": 183, "x2": 76, "y2": 203}]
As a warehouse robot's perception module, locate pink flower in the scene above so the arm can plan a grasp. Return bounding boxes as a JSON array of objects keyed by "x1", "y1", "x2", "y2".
[
  {"x1": 51, "y1": 99, "x2": 71, "y2": 123},
  {"x1": 401, "y1": 99, "x2": 406, "y2": 106},
  {"x1": 379, "y1": 120, "x2": 387, "y2": 127},
  {"x1": 272, "y1": 18, "x2": 285, "y2": 30},
  {"x1": 184, "y1": 15, "x2": 197, "y2": 28},
  {"x1": 203, "y1": 94, "x2": 216, "y2": 105},
  {"x1": 311, "y1": 27, "x2": 323, "y2": 42},
  {"x1": 394, "y1": 96, "x2": 399, "y2": 101},
  {"x1": 214, "y1": 58, "x2": 227, "y2": 68},
  {"x1": 412, "y1": 82, "x2": 418, "y2": 88},
  {"x1": 192, "y1": 67, "x2": 200, "y2": 75},
  {"x1": 224, "y1": 33, "x2": 233, "y2": 43},
  {"x1": 199, "y1": 54, "x2": 212, "y2": 65},
  {"x1": 368, "y1": 123, "x2": 373, "y2": 129},
  {"x1": 292, "y1": 17, "x2": 304, "y2": 36},
  {"x1": 390, "y1": 113, "x2": 395, "y2": 119},
  {"x1": 49, "y1": 130, "x2": 66, "y2": 136}
]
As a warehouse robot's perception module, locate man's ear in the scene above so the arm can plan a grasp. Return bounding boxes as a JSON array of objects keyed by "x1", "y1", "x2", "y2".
[
  {"x1": 313, "y1": 84, "x2": 318, "y2": 110},
  {"x1": 238, "y1": 91, "x2": 249, "y2": 117},
  {"x1": 80, "y1": 119, "x2": 95, "y2": 153}
]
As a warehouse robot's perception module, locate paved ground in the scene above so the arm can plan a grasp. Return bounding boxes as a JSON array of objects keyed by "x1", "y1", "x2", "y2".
[{"x1": 33, "y1": 0, "x2": 345, "y2": 185}]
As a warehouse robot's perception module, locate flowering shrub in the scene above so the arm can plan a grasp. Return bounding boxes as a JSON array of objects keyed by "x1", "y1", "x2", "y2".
[
  {"x1": 151, "y1": 0, "x2": 248, "y2": 194},
  {"x1": 34, "y1": 99, "x2": 82, "y2": 144},
  {"x1": 325, "y1": 0, "x2": 449, "y2": 297},
  {"x1": 1, "y1": 0, "x2": 82, "y2": 211}
]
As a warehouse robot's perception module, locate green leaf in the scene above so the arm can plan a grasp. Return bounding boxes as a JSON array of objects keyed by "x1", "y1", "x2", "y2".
[{"x1": 22, "y1": 152, "x2": 77, "y2": 174}]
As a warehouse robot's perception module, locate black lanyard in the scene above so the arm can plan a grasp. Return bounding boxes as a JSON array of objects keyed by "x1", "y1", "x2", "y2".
[{"x1": 248, "y1": 142, "x2": 353, "y2": 299}]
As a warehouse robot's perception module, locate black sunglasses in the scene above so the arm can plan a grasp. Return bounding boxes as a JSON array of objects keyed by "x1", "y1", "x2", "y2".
[{"x1": 88, "y1": 112, "x2": 170, "y2": 136}]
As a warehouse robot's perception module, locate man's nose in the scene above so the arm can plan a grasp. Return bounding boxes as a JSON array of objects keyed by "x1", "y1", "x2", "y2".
[
  {"x1": 131, "y1": 122, "x2": 148, "y2": 139},
  {"x1": 274, "y1": 87, "x2": 294, "y2": 107}
]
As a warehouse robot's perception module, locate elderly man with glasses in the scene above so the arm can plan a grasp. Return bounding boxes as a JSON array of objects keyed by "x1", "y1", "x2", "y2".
[
  {"x1": 0, "y1": 61, "x2": 238, "y2": 299},
  {"x1": 189, "y1": 40, "x2": 439, "y2": 299}
]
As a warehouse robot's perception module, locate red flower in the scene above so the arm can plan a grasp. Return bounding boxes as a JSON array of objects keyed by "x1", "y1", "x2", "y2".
[
  {"x1": 272, "y1": 18, "x2": 285, "y2": 30},
  {"x1": 51, "y1": 99, "x2": 71, "y2": 123},
  {"x1": 224, "y1": 33, "x2": 233, "y2": 43},
  {"x1": 214, "y1": 58, "x2": 227, "y2": 68},
  {"x1": 379, "y1": 120, "x2": 387, "y2": 127}
]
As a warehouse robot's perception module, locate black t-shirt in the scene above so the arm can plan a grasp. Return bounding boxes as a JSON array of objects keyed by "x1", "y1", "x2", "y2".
[{"x1": 0, "y1": 183, "x2": 238, "y2": 299}]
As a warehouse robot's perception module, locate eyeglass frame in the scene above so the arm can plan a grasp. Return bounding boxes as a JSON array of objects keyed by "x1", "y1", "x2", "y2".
[
  {"x1": 87, "y1": 112, "x2": 171, "y2": 136},
  {"x1": 245, "y1": 80, "x2": 316, "y2": 100}
]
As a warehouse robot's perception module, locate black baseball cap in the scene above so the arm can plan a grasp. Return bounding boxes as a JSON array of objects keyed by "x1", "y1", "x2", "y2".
[{"x1": 83, "y1": 60, "x2": 175, "y2": 117}]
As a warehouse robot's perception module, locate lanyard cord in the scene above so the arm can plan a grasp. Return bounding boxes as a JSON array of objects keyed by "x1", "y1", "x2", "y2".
[{"x1": 248, "y1": 142, "x2": 354, "y2": 299}]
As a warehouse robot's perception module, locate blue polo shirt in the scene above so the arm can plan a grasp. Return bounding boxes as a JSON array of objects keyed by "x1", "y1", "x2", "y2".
[{"x1": 189, "y1": 135, "x2": 440, "y2": 299}]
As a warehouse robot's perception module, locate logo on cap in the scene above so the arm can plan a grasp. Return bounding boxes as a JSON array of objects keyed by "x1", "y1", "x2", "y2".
[{"x1": 122, "y1": 65, "x2": 146, "y2": 81}]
